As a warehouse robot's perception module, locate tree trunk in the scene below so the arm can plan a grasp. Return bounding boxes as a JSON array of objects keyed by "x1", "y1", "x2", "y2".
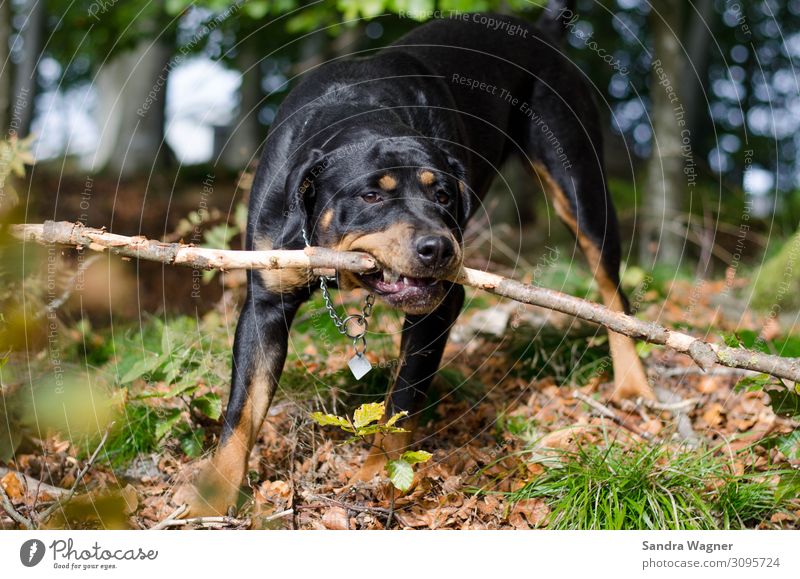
[
  {"x1": 9, "y1": 0, "x2": 44, "y2": 138},
  {"x1": 82, "y1": 39, "x2": 172, "y2": 176},
  {"x1": 681, "y1": 0, "x2": 715, "y2": 141},
  {"x1": 218, "y1": 45, "x2": 262, "y2": 171},
  {"x1": 0, "y1": 0, "x2": 10, "y2": 135},
  {"x1": 640, "y1": 0, "x2": 686, "y2": 266}
]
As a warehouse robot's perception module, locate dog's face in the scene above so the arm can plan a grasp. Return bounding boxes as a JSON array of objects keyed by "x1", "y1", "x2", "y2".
[{"x1": 286, "y1": 128, "x2": 470, "y2": 314}]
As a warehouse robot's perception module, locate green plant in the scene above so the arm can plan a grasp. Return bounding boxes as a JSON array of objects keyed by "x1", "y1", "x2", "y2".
[
  {"x1": 734, "y1": 371, "x2": 800, "y2": 460},
  {"x1": 99, "y1": 316, "x2": 229, "y2": 465},
  {"x1": 503, "y1": 442, "x2": 791, "y2": 530},
  {"x1": 310, "y1": 402, "x2": 431, "y2": 492}
]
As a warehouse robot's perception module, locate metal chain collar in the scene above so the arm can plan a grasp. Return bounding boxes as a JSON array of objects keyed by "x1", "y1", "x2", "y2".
[{"x1": 302, "y1": 226, "x2": 375, "y2": 377}]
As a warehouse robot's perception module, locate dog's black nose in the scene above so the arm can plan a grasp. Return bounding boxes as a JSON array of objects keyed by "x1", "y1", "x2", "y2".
[{"x1": 415, "y1": 235, "x2": 455, "y2": 268}]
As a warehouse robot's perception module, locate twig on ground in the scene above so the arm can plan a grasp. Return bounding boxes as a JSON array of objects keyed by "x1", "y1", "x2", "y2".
[
  {"x1": 655, "y1": 366, "x2": 759, "y2": 378},
  {"x1": 572, "y1": 390, "x2": 651, "y2": 440},
  {"x1": 152, "y1": 505, "x2": 290, "y2": 530},
  {"x1": 302, "y1": 494, "x2": 393, "y2": 515},
  {"x1": 0, "y1": 479, "x2": 34, "y2": 529},
  {"x1": 642, "y1": 397, "x2": 701, "y2": 412},
  {"x1": 155, "y1": 515, "x2": 250, "y2": 529},
  {"x1": 11, "y1": 220, "x2": 800, "y2": 384},
  {"x1": 0, "y1": 467, "x2": 71, "y2": 500},
  {"x1": 151, "y1": 504, "x2": 189, "y2": 530}
]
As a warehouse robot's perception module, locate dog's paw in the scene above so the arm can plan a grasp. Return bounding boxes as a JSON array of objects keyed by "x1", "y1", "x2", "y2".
[{"x1": 171, "y1": 459, "x2": 241, "y2": 517}]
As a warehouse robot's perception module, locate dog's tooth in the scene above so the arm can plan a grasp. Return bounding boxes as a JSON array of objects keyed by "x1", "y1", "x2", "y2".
[{"x1": 383, "y1": 270, "x2": 400, "y2": 284}]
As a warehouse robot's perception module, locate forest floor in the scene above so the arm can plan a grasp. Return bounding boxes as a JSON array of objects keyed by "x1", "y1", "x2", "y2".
[{"x1": 2, "y1": 261, "x2": 799, "y2": 530}]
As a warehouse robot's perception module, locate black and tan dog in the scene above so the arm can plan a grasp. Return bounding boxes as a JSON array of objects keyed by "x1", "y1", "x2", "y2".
[{"x1": 181, "y1": 1, "x2": 654, "y2": 515}]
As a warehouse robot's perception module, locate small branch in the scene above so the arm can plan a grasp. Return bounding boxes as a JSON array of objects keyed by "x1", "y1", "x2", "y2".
[
  {"x1": 0, "y1": 480, "x2": 34, "y2": 529},
  {"x1": 10, "y1": 221, "x2": 377, "y2": 276},
  {"x1": 641, "y1": 397, "x2": 700, "y2": 413},
  {"x1": 302, "y1": 494, "x2": 392, "y2": 516},
  {"x1": 572, "y1": 390, "x2": 651, "y2": 440},
  {"x1": 0, "y1": 467, "x2": 71, "y2": 500},
  {"x1": 36, "y1": 427, "x2": 111, "y2": 525},
  {"x1": 151, "y1": 504, "x2": 189, "y2": 530},
  {"x1": 153, "y1": 515, "x2": 250, "y2": 529},
  {"x1": 10, "y1": 220, "x2": 800, "y2": 384}
]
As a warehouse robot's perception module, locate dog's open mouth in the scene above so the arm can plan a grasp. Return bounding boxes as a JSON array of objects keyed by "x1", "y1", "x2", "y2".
[
  {"x1": 358, "y1": 269, "x2": 440, "y2": 295},
  {"x1": 356, "y1": 268, "x2": 446, "y2": 313}
]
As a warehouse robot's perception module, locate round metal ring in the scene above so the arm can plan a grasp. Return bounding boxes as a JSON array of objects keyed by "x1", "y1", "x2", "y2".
[{"x1": 341, "y1": 314, "x2": 368, "y2": 339}]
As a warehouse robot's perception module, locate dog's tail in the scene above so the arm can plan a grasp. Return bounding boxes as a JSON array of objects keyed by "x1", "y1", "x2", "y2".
[{"x1": 537, "y1": 0, "x2": 577, "y2": 41}]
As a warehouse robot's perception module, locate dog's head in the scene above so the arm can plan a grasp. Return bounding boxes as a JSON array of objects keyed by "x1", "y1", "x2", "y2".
[{"x1": 282, "y1": 125, "x2": 471, "y2": 314}]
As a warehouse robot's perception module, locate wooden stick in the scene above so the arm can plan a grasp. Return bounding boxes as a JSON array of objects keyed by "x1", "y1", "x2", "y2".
[
  {"x1": 9, "y1": 220, "x2": 800, "y2": 383},
  {"x1": 10, "y1": 220, "x2": 377, "y2": 276}
]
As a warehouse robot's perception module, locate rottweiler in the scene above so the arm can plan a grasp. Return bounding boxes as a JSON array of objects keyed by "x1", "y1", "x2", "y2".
[{"x1": 182, "y1": 0, "x2": 653, "y2": 516}]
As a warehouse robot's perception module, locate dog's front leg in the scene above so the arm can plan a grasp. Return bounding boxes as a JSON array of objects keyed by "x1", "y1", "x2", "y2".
[
  {"x1": 178, "y1": 287, "x2": 306, "y2": 516},
  {"x1": 352, "y1": 283, "x2": 465, "y2": 483}
]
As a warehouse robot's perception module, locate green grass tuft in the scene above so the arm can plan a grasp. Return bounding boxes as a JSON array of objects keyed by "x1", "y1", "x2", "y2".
[{"x1": 507, "y1": 442, "x2": 789, "y2": 530}]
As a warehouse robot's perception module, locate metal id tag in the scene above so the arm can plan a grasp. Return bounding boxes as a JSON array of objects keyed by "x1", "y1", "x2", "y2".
[{"x1": 348, "y1": 353, "x2": 372, "y2": 379}]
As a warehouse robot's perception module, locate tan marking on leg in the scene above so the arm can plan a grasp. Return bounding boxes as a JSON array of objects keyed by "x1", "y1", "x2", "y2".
[
  {"x1": 182, "y1": 357, "x2": 278, "y2": 516},
  {"x1": 418, "y1": 170, "x2": 436, "y2": 186},
  {"x1": 378, "y1": 174, "x2": 397, "y2": 191},
  {"x1": 253, "y1": 234, "x2": 311, "y2": 293},
  {"x1": 350, "y1": 430, "x2": 413, "y2": 484},
  {"x1": 532, "y1": 162, "x2": 654, "y2": 401}
]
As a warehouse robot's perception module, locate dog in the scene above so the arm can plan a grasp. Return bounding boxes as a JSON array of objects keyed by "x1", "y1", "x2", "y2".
[{"x1": 181, "y1": 0, "x2": 654, "y2": 516}]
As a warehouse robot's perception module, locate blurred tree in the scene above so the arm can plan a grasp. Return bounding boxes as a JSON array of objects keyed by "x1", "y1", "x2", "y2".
[
  {"x1": 46, "y1": 0, "x2": 177, "y2": 175},
  {"x1": 0, "y1": 0, "x2": 9, "y2": 135},
  {"x1": 641, "y1": 0, "x2": 685, "y2": 266},
  {"x1": 10, "y1": 0, "x2": 44, "y2": 138}
]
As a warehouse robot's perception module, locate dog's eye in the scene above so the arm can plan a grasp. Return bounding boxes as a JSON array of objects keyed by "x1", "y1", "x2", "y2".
[
  {"x1": 435, "y1": 190, "x2": 451, "y2": 205},
  {"x1": 361, "y1": 192, "x2": 383, "y2": 204}
]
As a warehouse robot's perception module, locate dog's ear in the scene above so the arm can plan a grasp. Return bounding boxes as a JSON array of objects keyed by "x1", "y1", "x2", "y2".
[
  {"x1": 445, "y1": 153, "x2": 472, "y2": 228},
  {"x1": 280, "y1": 147, "x2": 325, "y2": 245}
]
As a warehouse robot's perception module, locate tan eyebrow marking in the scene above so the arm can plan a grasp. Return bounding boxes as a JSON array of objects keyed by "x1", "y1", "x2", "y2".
[
  {"x1": 378, "y1": 174, "x2": 397, "y2": 191},
  {"x1": 419, "y1": 170, "x2": 436, "y2": 186}
]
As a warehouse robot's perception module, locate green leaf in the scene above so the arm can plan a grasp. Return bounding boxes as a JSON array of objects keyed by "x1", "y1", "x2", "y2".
[
  {"x1": 766, "y1": 387, "x2": 800, "y2": 419},
  {"x1": 400, "y1": 450, "x2": 432, "y2": 465},
  {"x1": 387, "y1": 459, "x2": 414, "y2": 491},
  {"x1": 180, "y1": 428, "x2": 205, "y2": 458},
  {"x1": 354, "y1": 424, "x2": 407, "y2": 437},
  {"x1": 166, "y1": 378, "x2": 199, "y2": 398},
  {"x1": 119, "y1": 353, "x2": 163, "y2": 384},
  {"x1": 154, "y1": 408, "x2": 183, "y2": 441},
  {"x1": 734, "y1": 373, "x2": 775, "y2": 392},
  {"x1": 191, "y1": 393, "x2": 222, "y2": 421},
  {"x1": 310, "y1": 412, "x2": 353, "y2": 431},
  {"x1": 775, "y1": 430, "x2": 800, "y2": 459},
  {"x1": 385, "y1": 410, "x2": 408, "y2": 427},
  {"x1": 776, "y1": 471, "x2": 800, "y2": 502},
  {"x1": 353, "y1": 402, "x2": 385, "y2": 429}
]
